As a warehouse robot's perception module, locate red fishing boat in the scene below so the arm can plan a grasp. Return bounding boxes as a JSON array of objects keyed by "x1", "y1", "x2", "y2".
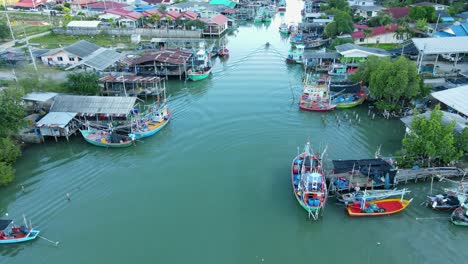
[
  {"x1": 346, "y1": 192, "x2": 413, "y2": 217},
  {"x1": 218, "y1": 47, "x2": 229, "y2": 57},
  {"x1": 299, "y1": 76, "x2": 336, "y2": 112}
]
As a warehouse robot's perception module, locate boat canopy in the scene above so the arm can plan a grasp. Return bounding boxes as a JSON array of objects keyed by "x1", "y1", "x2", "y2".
[
  {"x1": 0, "y1": 220, "x2": 13, "y2": 231},
  {"x1": 330, "y1": 81, "x2": 361, "y2": 93}
]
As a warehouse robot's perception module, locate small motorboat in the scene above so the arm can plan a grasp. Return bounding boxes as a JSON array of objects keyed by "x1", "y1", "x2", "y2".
[
  {"x1": 337, "y1": 188, "x2": 409, "y2": 204},
  {"x1": 426, "y1": 194, "x2": 461, "y2": 211},
  {"x1": 0, "y1": 219, "x2": 40, "y2": 244},
  {"x1": 451, "y1": 204, "x2": 468, "y2": 226}
]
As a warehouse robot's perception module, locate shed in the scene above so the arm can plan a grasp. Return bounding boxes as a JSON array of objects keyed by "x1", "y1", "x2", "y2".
[
  {"x1": 50, "y1": 95, "x2": 137, "y2": 117},
  {"x1": 36, "y1": 112, "x2": 78, "y2": 141},
  {"x1": 335, "y1": 43, "x2": 389, "y2": 58},
  {"x1": 23, "y1": 92, "x2": 59, "y2": 103},
  {"x1": 65, "y1": 48, "x2": 124, "y2": 71},
  {"x1": 67, "y1": 20, "x2": 103, "y2": 29},
  {"x1": 431, "y1": 85, "x2": 468, "y2": 116}
]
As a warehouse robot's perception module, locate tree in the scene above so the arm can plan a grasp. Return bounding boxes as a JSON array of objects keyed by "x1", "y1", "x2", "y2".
[
  {"x1": 409, "y1": 6, "x2": 436, "y2": 22},
  {"x1": 352, "y1": 56, "x2": 427, "y2": 112},
  {"x1": 363, "y1": 28, "x2": 372, "y2": 44},
  {"x1": 456, "y1": 128, "x2": 468, "y2": 154},
  {"x1": 0, "y1": 162, "x2": 15, "y2": 187},
  {"x1": 0, "y1": 88, "x2": 26, "y2": 137},
  {"x1": 158, "y1": 5, "x2": 167, "y2": 13},
  {"x1": 148, "y1": 13, "x2": 161, "y2": 25},
  {"x1": 323, "y1": 9, "x2": 354, "y2": 37},
  {"x1": 367, "y1": 14, "x2": 393, "y2": 27},
  {"x1": 66, "y1": 72, "x2": 100, "y2": 95},
  {"x1": 415, "y1": 18, "x2": 428, "y2": 32},
  {"x1": 0, "y1": 20, "x2": 10, "y2": 40},
  {"x1": 400, "y1": 105, "x2": 463, "y2": 167},
  {"x1": 186, "y1": 19, "x2": 205, "y2": 29},
  {"x1": 326, "y1": 0, "x2": 349, "y2": 12},
  {"x1": 0, "y1": 137, "x2": 21, "y2": 164},
  {"x1": 329, "y1": 37, "x2": 354, "y2": 49}
]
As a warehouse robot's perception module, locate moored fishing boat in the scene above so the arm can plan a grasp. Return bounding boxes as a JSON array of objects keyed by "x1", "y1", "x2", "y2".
[
  {"x1": 346, "y1": 191, "x2": 413, "y2": 217},
  {"x1": 218, "y1": 46, "x2": 229, "y2": 57},
  {"x1": 331, "y1": 92, "x2": 367, "y2": 109},
  {"x1": 286, "y1": 44, "x2": 305, "y2": 64},
  {"x1": 278, "y1": 0, "x2": 286, "y2": 11},
  {"x1": 299, "y1": 77, "x2": 336, "y2": 112},
  {"x1": 328, "y1": 64, "x2": 357, "y2": 76},
  {"x1": 80, "y1": 128, "x2": 135, "y2": 148},
  {"x1": 279, "y1": 23, "x2": 289, "y2": 34},
  {"x1": 187, "y1": 44, "x2": 212, "y2": 81},
  {"x1": 0, "y1": 218, "x2": 40, "y2": 244},
  {"x1": 291, "y1": 141, "x2": 327, "y2": 220},
  {"x1": 451, "y1": 204, "x2": 468, "y2": 226},
  {"x1": 128, "y1": 103, "x2": 171, "y2": 140}
]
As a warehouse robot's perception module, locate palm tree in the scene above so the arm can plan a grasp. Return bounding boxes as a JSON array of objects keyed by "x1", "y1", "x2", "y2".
[{"x1": 363, "y1": 28, "x2": 372, "y2": 44}]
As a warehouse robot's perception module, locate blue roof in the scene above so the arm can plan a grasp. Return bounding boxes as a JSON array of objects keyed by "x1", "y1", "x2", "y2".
[
  {"x1": 134, "y1": 5, "x2": 157, "y2": 12},
  {"x1": 435, "y1": 22, "x2": 468, "y2": 37}
]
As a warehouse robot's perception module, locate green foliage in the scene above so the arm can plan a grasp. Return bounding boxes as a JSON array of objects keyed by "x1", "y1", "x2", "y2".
[
  {"x1": 352, "y1": 56, "x2": 424, "y2": 111},
  {"x1": 0, "y1": 162, "x2": 15, "y2": 187},
  {"x1": 325, "y1": 0, "x2": 349, "y2": 12},
  {"x1": 447, "y1": 1, "x2": 468, "y2": 16},
  {"x1": 324, "y1": 9, "x2": 354, "y2": 37},
  {"x1": 64, "y1": 2, "x2": 70, "y2": 8},
  {"x1": 148, "y1": 13, "x2": 161, "y2": 24},
  {"x1": 158, "y1": 5, "x2": 167, "y2": 13},
  {"x1": 409, "y1": 6, "x2": 436, "y2": 22},
  {"x1": 186, "y1": 19, "x2": 206, "y2": 29},
  {"x1": 0, "y1": 137, "x2": 21, "y2": 164},
  {"x1": 54, "y1": 5, "x2": 64, "y2": 11},
  {"x1": 66, "y1": 72, "x2": 100, "y2": 95},
  {"x1": 0, "y1": 88, "x2": 26, "y2": 137},
  {"x1": 0, "y1": 20, "x2": 9, "y2": 40},
  {"x1": 400, "y1": 105, "x2": 463, "y2": 166},
  {"x1": 366, "y1": 14, "x2": 393, "y2": 27},
  {"x1": 456, "y1": 128, "x2": 468, "y2": 154},
  {"x1": 415, "y1": 18, "x2": 428, "y2": 32},
  {"x1": 329, "y1": 38, "x2": 354, "y2": 49}
]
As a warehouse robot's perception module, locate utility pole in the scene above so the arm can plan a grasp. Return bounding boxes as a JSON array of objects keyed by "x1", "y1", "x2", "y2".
[
  {"x1": 22, "y1": 25, "x2": 38, "y2": 74},
  {"x1": 2, "y1": 0, "x2": 15, "y2": 41}
]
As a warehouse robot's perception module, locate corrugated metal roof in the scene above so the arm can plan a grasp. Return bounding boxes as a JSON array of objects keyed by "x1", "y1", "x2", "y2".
[
  {"x1": 50, "y1": 95, "x2": 137, "y2": 115},
  {"x1": 36, "y1": 112, "x2": 77, "y2": 128},
  {"x1": 335, "y1": 43, "x2": 389, "y2": 57},
  {"x1": 431, "y1": 85, "x2": 468, "y2": 115},
  {"x1": 67, "y1": 21, "x2": 102, "y2": 29},
  {"x1": 23, "y1": 92, "x2": 59, "y2": 102},
  {"x1": 400, "y1": 110, "x2": 467, "y2": 133},
  {"x1": 66, "y1": 48, "x2": 124, "y2": 71},
  {"x1": 64, "y1": 40, "x2": 101, "y2": 58},
  {"x1": 412, "y1": 37, "x2": 468, "y2": 54}
]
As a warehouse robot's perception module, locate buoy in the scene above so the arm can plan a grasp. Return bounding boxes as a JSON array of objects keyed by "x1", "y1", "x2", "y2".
[
  {"x1": 66, "y1": 193, "x2": 71, "y2": 201},
  {"x1": 377, "y1": 242, "x2": 381, "y2": 245}
]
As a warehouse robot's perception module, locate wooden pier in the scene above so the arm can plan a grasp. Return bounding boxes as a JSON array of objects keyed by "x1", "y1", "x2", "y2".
[{"x1": 394, "y1": 167, "x2": 465, "y2": 185}]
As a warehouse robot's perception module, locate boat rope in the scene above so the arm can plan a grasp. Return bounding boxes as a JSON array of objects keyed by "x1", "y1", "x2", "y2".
[{"x1": 39, "y1": 235, "x2": 59, "y2": 246}]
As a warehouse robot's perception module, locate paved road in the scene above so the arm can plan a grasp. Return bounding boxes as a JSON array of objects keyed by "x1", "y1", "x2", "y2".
[{"x1": 0, "y1": 31, "x2": 51, "y2": 50}]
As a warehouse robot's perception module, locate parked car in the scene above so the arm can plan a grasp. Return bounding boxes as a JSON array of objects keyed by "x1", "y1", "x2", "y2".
[{"x1": 441, "y1": 54, "x2": 463, "y2": 62}]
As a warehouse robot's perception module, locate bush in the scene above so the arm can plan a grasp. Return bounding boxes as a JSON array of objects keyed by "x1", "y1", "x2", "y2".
[
  {"x1": 0, "y1": 138, "x2": 21, "y2": 164},
  {"x1": 0, "y1": 162, "x2": 15, "y2": 187}
]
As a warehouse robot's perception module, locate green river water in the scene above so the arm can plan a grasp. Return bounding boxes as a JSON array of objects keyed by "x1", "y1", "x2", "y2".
[{"x1": 1, "y1": 1, "x2": 467, "y2": 263}]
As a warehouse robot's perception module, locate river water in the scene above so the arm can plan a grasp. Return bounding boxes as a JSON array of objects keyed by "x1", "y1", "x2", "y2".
[{"x1": 1, "y1": 1, "x2": 467, "y2": 263}]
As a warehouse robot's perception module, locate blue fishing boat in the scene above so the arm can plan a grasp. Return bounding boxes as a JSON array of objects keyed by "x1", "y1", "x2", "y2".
[
  {"x1": 129, "y1": 103, "x2": 171, "y2": 140},
  {"x1": 0, "y1": 219, "x2": 39, "y2": 244}
]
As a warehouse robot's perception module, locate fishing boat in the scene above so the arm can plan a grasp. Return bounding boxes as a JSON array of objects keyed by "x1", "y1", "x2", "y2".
[
  {"x1": 291, "y1": 141, "x2": 327, "y2": 220},
  {"x1": 80, "y1": 128, "x2": 135, "y2": 148},
  {"x1": 337, "y1": 188, "x2": 410, "y2": 204},
  {"x1": 128, "y1": 103, "x2": 170, "y2": 140},
  {"x1": 451, "y1": 204, "x2": 468, "y2": 226},
  {"x1": 299, "y1": 77, "x2": 336, "y2": 112},
  {"x1": 0, "y1": 218, "x2": 39, "y2": 244},
  {"x1": 286, "y1": 44, "x2": 305, "y2": 64},
  {"x1": 331, "y1": 91, "x2": 367, "y2": 109},
  {"x1": 328, "y1": 64, "x2": 357, "y2": 76},
  {"x1": 278, "y1": 0, "x2": 286, "y2": 11},
  {"x1": 426, "y1": 193, "x2": 461, "y2": 211},
  {"x1": 346, "y1": 190, "x2": 413, "y2": 217},
  {"x1": 210, "y1": 46, "x2": 219, "y2": 57},
  {"x1": 305, "y1": 38, "x2": 330, "y2": 49},
  {"x1": 187, "y1": 44, "x2": 212, "y2": 81},
  {"x1": 279, "y1": 23, "x2": 289, "y2": 34}
]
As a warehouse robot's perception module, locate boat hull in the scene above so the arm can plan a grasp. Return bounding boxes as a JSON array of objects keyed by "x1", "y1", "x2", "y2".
[
  {"x1": 188, "y1": 68, "x2": 212, "y2": 81},
  {"x1": 129, "y1": 112, "x2": 171, "y2": 140},
  {"x1": 0, "y1": 229, "x2": 39, "y2": 244},
  {"x1": 335, "y1": 96, "x2": 366, "y2": 109},
  {"x1": 450, "y1": 206, "x2": 468, "y2": 226},
  {"x1": 346, "y1": 198, "x2": 412, "y2": 217},
  {"x1": 80, "y1": 130, "x2": 133, "y2": 148},
  {"x1": 299, "y1": 104, "x2": 336, "y2": 112}
]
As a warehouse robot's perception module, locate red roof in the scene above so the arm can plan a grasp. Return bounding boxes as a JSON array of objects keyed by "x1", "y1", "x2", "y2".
[
  {"x1": 352, "y1": 24, "x2": 399, "y2": 38},
  {"x1": 71, "y1": 0, "x2": 98, "y2": 6},
  {"x1": 165, "y1": 10, "x2": 182, "y2": 20},
  {"x1": 133, "y1": 49, "x2": 192, "y2": 65},
  {"x1": 182, "y1": 11, "x2": 198, "y2": 20},
  {"x1": 13, "y1": 0, "x2": 47, "y2": 8},
  {"x1": 354, "y1": 24, "x2": 369, "y2": 30},
  {"x1": 142, "y1": 9, "x2": 163, "y2": 17},
  {"x1": 201, "y1": 14, "x2": 228, "y2": 26},
  {"x1": 86, "y1": 1, "x2": 127, "y2": 9},
  {"x1": 223, "y1": 9, "x2": 236, "y2": 14},
  {"x1": 384, "y1": 7, "x2": 409, "y2": 19},
  {"x1": 106, "y1": 9, "x2": 142, "y2": 20}
]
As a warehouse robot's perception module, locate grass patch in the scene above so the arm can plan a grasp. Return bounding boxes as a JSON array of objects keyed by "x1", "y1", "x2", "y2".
[
  {"x1": 11, "y1": 25, "x2": 51, "y2": 39},
  {"x1": 29, "y1": 33, "x2": 134, "y2": 49},
  {"x1": 361, "y1": 43, "x2": 400, "y2": 50}
]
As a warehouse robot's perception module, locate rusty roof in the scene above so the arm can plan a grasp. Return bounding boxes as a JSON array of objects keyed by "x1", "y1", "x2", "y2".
[{"x1": 132, "y1": 49, "x2": 192, "y2": 65}]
